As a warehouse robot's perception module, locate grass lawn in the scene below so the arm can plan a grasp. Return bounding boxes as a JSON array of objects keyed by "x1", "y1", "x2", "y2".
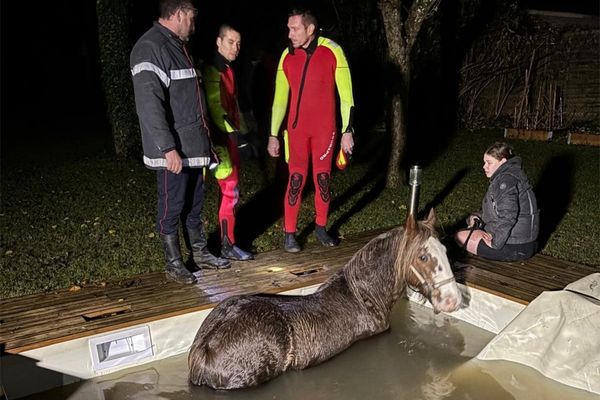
[{"x1": 1, "y1": 128, "x2": 598, "y2": 298}]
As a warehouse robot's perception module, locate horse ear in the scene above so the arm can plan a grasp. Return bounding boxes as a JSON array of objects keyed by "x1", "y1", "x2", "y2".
[
  {"x1": 405, "y1": 212, "x2": 417, "y2": 237},
  {"x1": 425, "y1": 208, "x2": 437, "y2": 226}
]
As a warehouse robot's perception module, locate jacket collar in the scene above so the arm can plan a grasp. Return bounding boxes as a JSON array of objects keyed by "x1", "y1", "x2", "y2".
[
  {"x1": 491, "y1": 156, "x2": 522, "y2": 181},
  {"x1": 288, "y1": 32, "x2": 320, "y2": 55},
  {"x1": 212, "y1": 51, "x2": 231, "y2": 73},
  {"x1": 154, "y1": 21, "x2": 184, "y2": 45}
]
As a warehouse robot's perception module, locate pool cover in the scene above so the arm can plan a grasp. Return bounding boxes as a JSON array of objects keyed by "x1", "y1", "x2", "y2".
[{"x1": 477, "y1": 273, "x2": 600, "y2": 394}]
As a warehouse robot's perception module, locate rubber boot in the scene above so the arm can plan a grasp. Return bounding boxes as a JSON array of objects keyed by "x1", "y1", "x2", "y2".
[
  {"x1": 160, "y1": 233, "x2": 197, "y2": 284},
  {"x1": 284, "y1": 232, "x2": 301, "y2": 253},
  {"x1": 221, "y1": 236, "x2": 254, "y2": 261},
  {"x1": 187, "y1": 226, "x2": 231, "y2": 269},
  {"x1": 220, "y1": 220, "x2": 254, "y2": 261},
  {"x1": 315, "y1": 225, "x2": 339, "y2": 247}
]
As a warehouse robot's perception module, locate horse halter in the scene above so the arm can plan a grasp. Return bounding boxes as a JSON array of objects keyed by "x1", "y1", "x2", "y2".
[{"x1": 409, "y1": 264, "x2": 456, "y2": 294}]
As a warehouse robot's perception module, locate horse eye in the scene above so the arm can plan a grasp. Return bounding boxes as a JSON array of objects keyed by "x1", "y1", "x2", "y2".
[{"x1": 420, "y1": 254, "x2": 428, "y2": 262}]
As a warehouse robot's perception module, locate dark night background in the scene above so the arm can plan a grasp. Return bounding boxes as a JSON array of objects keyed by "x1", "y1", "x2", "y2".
[
  {"x1": 1, "y1": 1, "x2": 334, "y2": 141},
  {"x1": 0, "y1": 1, "x2": 598, "y2": 146}
]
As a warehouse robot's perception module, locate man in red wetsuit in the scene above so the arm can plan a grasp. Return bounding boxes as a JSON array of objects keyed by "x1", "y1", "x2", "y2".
[
  {"x1": 267, "y1": 9, "x2": 355, "y2": 252},
  {"x1": 204, "y1": 24, "x2": 253, "y2": 260}
]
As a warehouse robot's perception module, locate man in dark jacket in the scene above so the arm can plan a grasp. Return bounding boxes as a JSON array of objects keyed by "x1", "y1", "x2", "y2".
[{"x1": 130, "y1": 0, "x2": 229, "y2": 284}]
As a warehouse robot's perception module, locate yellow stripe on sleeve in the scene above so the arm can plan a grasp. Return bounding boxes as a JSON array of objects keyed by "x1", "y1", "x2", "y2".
[{"x1": 270, "y1": 49, "x2": 290, "y2": 136}]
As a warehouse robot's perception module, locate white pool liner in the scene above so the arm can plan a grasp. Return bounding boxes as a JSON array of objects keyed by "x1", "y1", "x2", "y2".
[
  {"x1": 477, "y1": 273, "x2": 600, "y2": 395},
  {"x1": 407, "y1": 284, "x2": 526, "y2": 334}
]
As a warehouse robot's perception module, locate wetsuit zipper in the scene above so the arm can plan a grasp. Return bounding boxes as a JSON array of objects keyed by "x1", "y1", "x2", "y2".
[{"x1": 292, "y1": 50, "x2": 313, "y2": 129}]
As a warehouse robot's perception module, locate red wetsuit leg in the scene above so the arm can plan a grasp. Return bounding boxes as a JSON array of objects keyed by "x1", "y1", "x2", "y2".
[
  {"x1": 311, "y1": 129, "x2": 337, "y2": 227},
  {"x1": 217, "y1": 135, "x2": 240, "y2": 243},
  {"x1": 284, "y1": 130, "x2": 310, "y2": 233}
]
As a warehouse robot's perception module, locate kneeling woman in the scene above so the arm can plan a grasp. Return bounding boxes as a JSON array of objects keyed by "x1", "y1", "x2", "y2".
[{"x1": 455, "y1": 142, "x2": 539, "y2": 261}]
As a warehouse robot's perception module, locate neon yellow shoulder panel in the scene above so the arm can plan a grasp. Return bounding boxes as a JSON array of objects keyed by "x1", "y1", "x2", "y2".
[
  {"x1": 203, "y1": 64, "x2": 235, "y2": 134},
  {"x1": 270, "y1": 48, "x2": 290, "y2": 136},
  {"x1": 320, "y1": 37, "x2": 354, "y2": 133}
]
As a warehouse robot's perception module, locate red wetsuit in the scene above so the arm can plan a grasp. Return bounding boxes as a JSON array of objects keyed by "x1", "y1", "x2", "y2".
[
  {"x1": 271, "y1": 36, "x2": 354, "y2": 233},
  {"x1": 204, "y1": 53, "x2": 244, "y2": 244}
]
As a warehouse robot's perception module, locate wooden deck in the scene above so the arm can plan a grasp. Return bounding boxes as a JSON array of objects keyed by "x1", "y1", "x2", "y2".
[
  {"x1": 1, "y1": 229, "x2": 598, "y2": 354},
  {"x1": 453, "y1": 253, "x2": 598, "y2": 305}
]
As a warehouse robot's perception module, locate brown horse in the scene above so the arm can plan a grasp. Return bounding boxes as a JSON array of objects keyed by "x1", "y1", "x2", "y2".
[{"x1": 188, "y1": 209, "x2": 462, "y2": 389}]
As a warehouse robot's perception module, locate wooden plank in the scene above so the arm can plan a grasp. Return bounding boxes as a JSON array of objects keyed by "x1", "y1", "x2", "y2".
[
  {"x1": 568, "y1": 132, "x2": 600, "y2": 146},
  {"x1": 0, "y1": 294, "x2": 118, "y2": 324},
  {"x1": 0, "y1": 260, "x2": 329, "y2": 340},
  {"x1": 504, "y1": 128, "x2": 552, "y2": 141},
  {"x1": 1, "y1": 271, "x2": 305, "y2": 344},
  {"x1": 6, "y1": 274, "x2": 341, "y2": 352},
  {"x1": 0, "y1": 289, "x2": 108, "y2": 315},
  {"x1": 467, "y1": 256, "x2": 598, "y2": 289},
  {"x1": 455, "y1": 265, "x2": 540, "y2": 304},
  {"x1": 462, "y1": 256, "x2": 586, "y2": 290},
  {"x1": 528, "y1": 254, "x2": 599, "y2": 274},
  {"x1": 464, "y1": 281, "x2": 530, "y2": 305}
]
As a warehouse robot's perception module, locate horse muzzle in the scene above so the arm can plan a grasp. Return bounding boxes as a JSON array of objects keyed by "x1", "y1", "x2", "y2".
[{"x1": 431, "y1": 281, "x2": 462, "y2": 313}]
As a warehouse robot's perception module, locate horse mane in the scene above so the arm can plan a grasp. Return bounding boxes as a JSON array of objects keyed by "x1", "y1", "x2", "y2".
[{"x1": 340, "y1": 217, "x2": 439, "y2": 317}]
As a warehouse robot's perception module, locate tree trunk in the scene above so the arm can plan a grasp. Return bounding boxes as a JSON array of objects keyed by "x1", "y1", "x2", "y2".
[
  {"x1": 96, "y1": 0, "x2": 140, "y2": 160},
  {"x1": 381, "y1": 0, "x2": 410, "y2": 189},
  {"x1": 387, "y1": 82, "x2": 408, "y2": 188},
  {"x1": 380, "y1": 0, "x2": 440, "y2": 189}
]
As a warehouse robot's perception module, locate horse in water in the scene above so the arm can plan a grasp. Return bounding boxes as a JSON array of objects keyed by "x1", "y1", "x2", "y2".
[{"x1": 188, "y1": 209, "x2": 462, "y2": 389}]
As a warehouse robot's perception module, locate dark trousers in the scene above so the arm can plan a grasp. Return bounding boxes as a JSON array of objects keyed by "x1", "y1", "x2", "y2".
[
  {"x1": 156, "y1": 168, "x2": 204, "y2": 235},
  {"x1": 477, "y1": 240, "x2": 537, "y2": 262}
]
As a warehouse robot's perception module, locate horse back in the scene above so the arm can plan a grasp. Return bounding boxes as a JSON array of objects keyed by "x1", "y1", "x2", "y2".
[{"x1": 188, "y1": 295, "x2": 294, "y2": 389}]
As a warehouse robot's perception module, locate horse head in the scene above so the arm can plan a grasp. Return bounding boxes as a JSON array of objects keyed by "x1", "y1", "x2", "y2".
[{"x1": 400, "y1": 209, "x2": 462, "y2": 314}]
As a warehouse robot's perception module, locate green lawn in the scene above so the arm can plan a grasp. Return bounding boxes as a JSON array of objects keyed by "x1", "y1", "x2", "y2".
[{"x1": 1, "y1": 128, "x2": 598, "y2": 298}]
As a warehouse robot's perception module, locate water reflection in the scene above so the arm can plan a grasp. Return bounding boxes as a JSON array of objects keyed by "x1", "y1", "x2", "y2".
[{"x1": 24, "y1": 300, "x2": 597, "y2": 400}]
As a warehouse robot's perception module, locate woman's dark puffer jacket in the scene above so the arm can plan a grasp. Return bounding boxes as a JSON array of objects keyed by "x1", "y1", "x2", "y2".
[{"x1": 481, "y1": 156, "x2": 539, "y2": 249}]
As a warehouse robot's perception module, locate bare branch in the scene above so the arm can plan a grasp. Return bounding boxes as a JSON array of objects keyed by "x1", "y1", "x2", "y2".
[{"x1": 405, "y1": 0, "x2": 440, "y2": 51}]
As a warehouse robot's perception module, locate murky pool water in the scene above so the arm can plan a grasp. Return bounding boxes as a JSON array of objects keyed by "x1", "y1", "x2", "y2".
[{"x1": 23, "y1": 300, "x2": 596, "y2": 400}]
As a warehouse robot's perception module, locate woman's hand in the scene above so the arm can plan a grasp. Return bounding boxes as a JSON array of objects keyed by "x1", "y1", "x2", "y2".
[
  {"x1": 468, "y1": 229, "x2": 493, "y2": 248},
  {"x1": 479, "y1": 231, "x2": 493, "y2": 247},
  {"x1": 467, "y1": 214, "x2": 482, "y2": 228}
]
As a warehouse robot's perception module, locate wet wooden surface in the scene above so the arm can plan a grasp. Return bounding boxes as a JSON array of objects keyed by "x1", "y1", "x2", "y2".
[
  {"x1": 453, "y1": 253, "x2": 599, "y2": 305},
  {"x1": 1, "y1": 228, "x2": 597, "y2": 353}
]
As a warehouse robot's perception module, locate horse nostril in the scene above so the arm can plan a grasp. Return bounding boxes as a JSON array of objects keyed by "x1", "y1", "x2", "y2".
[{"x1": 445, "y1": 297, "x2": 457, "y2": 310}]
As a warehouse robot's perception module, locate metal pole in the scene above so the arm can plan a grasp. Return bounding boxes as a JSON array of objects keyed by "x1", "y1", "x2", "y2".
[{"x1": 408, "y1": 165, "x2": 422, "y2": 216}]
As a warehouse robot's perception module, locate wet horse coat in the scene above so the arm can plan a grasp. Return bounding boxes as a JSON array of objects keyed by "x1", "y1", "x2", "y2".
[{"x1": 188, "y1": 211, "x2": 461, "y2": 389}]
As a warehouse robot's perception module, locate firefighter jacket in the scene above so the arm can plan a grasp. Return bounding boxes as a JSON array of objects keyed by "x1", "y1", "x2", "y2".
[{"x1": 131, "y1": 22, "x2": 211, "y2": 169}]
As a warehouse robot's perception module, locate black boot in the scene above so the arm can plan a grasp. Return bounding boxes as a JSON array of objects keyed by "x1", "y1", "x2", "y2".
[
  {"x1": 221, "y1": 237, "x2": 254, "y2": 261},
  {"x1": 187, "y1": 226, "x2": 231, "y2": 269},
  {"x1": 315, "y1": 225, "x2": 339, "y2": 247},
  {"x1": 284, "y1": 232, "x2": 301, "y2": 253},
  {"x1": 220, "y1": 220, "x2": 253, "y2": 261},
  {"x1": 160, "y1": 233, "x2": 197, "y2": 284}
]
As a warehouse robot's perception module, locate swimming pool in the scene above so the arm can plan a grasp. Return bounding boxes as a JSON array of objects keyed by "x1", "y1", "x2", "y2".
[{"x1": 21, "y1": 299, "x2": 595, "y2": 400}]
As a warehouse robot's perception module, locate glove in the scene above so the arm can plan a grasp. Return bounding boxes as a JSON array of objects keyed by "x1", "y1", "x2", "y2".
[{"x1": 213, "y1": 145, "x2": 233, "y2": 180}]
